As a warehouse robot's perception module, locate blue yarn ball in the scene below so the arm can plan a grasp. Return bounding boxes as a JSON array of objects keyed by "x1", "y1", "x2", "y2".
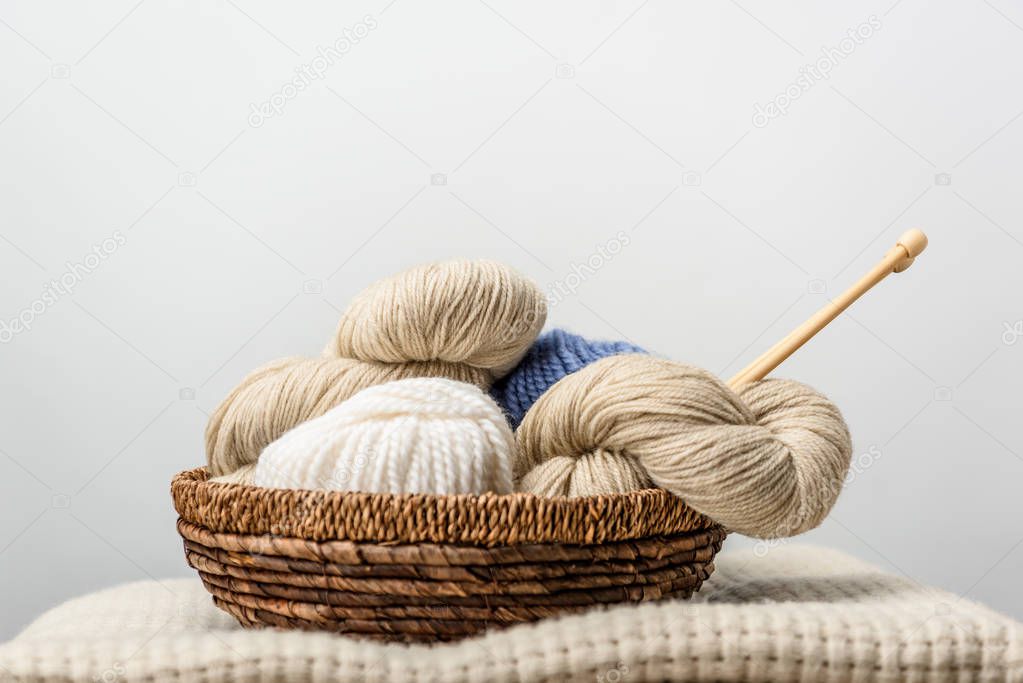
[{"x1": 491, "y1": 329, "x2": 645, "y2": 428}]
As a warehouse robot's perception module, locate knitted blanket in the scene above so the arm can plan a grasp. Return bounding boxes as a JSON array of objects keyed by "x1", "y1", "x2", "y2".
[{"x1": 2, "y1": 545, "x2": 1019, "y2": 682}]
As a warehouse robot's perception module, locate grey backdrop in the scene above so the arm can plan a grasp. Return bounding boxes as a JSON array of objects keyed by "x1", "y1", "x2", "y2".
[{"x1": 2, "y1": 0, "x2": 1022, "y2": 642}]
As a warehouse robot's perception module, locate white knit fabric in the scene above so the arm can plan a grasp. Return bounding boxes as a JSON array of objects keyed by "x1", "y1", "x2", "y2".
[
  {"x1": 252, "y1": 378, "x2": 515, "y2": 495},
  {"x1": 2, "y1": 546, "x2": 1020, "y2": 682}
]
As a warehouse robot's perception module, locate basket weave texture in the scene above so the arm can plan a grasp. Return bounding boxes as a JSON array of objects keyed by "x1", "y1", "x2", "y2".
[{"x1": 172, "y1": 468, "x2": 726, "y2": 642}]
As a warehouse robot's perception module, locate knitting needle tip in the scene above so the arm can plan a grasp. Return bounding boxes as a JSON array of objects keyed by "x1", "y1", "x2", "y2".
[{"x1": 893, "y1": 229, "x2": 928, "y2": 273}]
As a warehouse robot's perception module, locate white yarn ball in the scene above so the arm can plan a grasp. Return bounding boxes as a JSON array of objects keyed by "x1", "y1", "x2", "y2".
[{"x1": 252, "y1": 377, "x2": 515, "y2": 495}]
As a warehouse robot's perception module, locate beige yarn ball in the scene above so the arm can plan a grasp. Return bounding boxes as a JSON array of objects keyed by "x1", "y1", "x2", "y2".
[
  {"x1": 515, "y1": 354, "x2": 852, "y2": 539},
  {"x1": 253, "y1": 377, "x2": 515, "y2": 495},
  {"x1": 206, "y1": 260, "x2": 546, "y2": 478},
  {"x1": 327, "y1": 260, "x2": 546, "y2": 376}
]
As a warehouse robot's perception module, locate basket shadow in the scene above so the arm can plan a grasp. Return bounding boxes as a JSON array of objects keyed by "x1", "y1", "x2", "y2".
[{"x1": 697, "y1": 573, "x2": 915, "y2": 605}]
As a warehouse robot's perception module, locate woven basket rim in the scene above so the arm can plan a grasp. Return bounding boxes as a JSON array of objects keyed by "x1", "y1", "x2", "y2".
[{"x1": 172, "y1": 467, "x2": 718, "y2": 547}]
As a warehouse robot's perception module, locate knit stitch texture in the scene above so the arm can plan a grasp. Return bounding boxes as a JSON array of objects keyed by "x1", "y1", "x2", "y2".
[
  {"x1": 253, "y1": 378, "x2": 515, "y2": 495},
  {"x1": 490, "y1": 329, "x2": 644, "y2": 427},
  {"x1": 2, "y1": 545, "x2": 1019, "y2": 682}
]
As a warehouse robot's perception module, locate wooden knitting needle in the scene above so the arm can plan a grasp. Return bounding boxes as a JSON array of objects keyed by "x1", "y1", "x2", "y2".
[{"x1": 727, "y1": 229, "x2": 928, "y2": 390}]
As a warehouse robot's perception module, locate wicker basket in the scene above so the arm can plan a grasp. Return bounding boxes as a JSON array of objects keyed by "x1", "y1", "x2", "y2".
[{"x1": 172, "y1": 467, "x2": 726, "y2": 642}]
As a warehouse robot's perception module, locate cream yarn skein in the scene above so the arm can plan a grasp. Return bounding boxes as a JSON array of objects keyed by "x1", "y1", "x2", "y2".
[
  {"x1": 206, "y1": 260, "x2": 546, "y2": 478},
  {"x1": 253, "y1": 378, "x2": 515, "y2": 495},
  {"x1": 515, "y1": 354, "x2": 852, "y2": 539},
  {"x1": 206, "y1": 357, "x2": 487, "y2": 477}
]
